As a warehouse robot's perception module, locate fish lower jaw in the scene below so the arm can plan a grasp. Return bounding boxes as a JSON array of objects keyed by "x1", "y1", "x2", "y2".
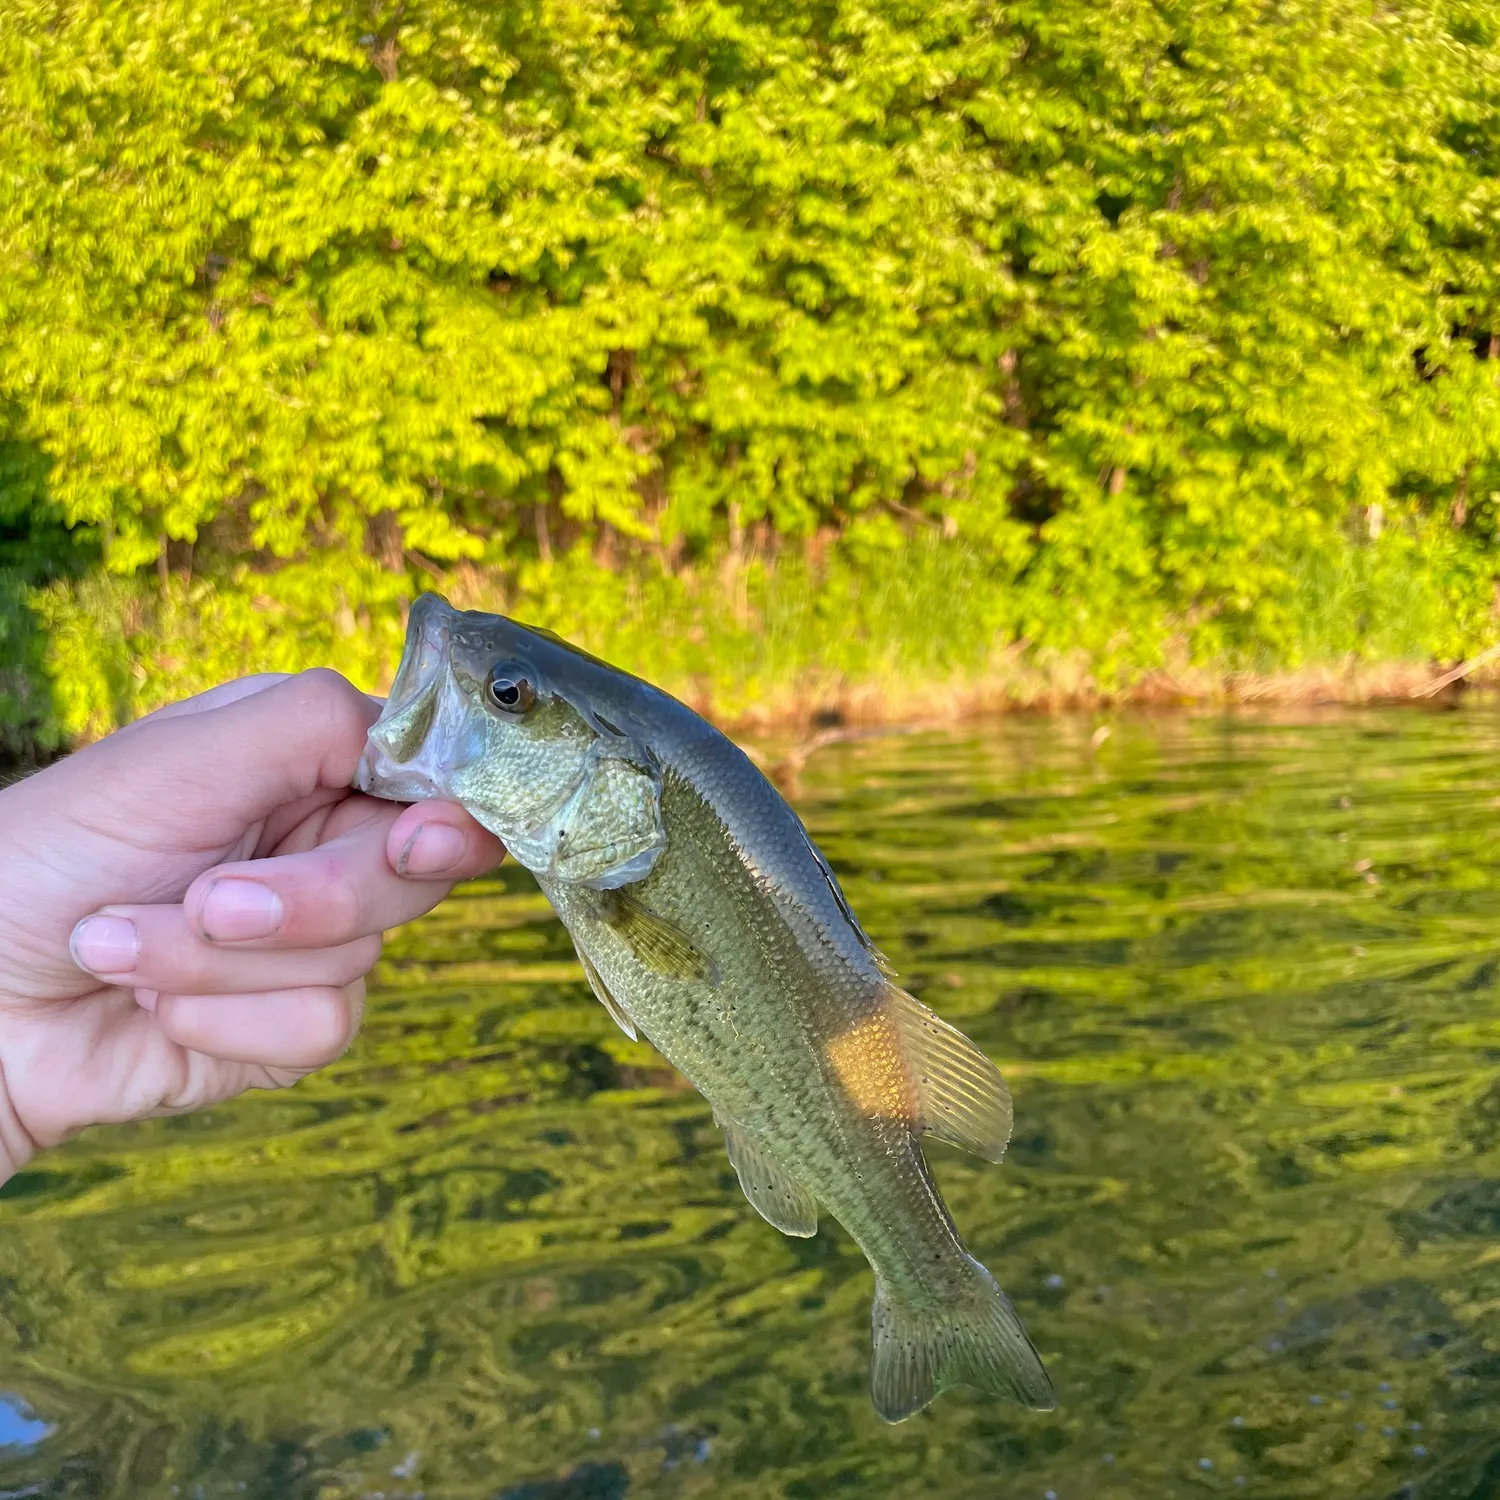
[{"x1": 355, "y1": 748, "x2": 446, "y2": 804}]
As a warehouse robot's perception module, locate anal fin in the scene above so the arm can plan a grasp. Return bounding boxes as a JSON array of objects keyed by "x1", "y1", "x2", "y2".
[
  {"x1": 576, "y1": 949, "x2": 637, "y2": 1041},
  {"x1": 887, "y1": 985, "x2": 1013, "y2": 1163},
  {"x1": 718, "y1": 1116, "x2": 818, "y2": 1237}
]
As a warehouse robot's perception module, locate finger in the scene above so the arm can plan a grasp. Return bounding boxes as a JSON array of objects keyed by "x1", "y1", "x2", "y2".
[
  {"x1": 69, "y1": 904, "x2": 381, "y2": 993},
  {"x1": 250, "y1": 781, "x2": 400, "y2": 863},
  {"x1": 180, "y1": 799, "x2": 502, "y2": 950},
  {"x1": 132, "y1": 674, "x2": 383, "y2": 726},
  {"x1": 128, "y1": 674, "x2": 290, "y2": 725},
  {"x1": 141, "y1": 676, "x2": 384, "y2": 858},
  {"x1": 154, "y1": 980, "x2": 365, "y2": 1070}
]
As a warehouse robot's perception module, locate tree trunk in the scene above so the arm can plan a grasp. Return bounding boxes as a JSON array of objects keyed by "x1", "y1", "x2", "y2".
[{"x1": 369, "y1": 510, "x2": 405, "y2": 573}]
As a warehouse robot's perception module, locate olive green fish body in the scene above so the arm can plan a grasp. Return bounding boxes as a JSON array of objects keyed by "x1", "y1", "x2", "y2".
[
  {"x1": 357, "y1": 595, "x2": 1054, "y2": 1421},
  {"x1": 545, "y1": 770, "x2": 937, "y2": 1257}
]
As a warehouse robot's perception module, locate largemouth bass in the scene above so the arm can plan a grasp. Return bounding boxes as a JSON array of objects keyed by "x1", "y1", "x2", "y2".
[{"x1": 355, "y1": 593, "x2": 1054, "y2": 1421}]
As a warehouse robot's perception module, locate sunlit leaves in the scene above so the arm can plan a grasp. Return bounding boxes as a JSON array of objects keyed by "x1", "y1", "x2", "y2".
[{"x1": 3, "y1": 0, "x2": 1500, "y2": 724}]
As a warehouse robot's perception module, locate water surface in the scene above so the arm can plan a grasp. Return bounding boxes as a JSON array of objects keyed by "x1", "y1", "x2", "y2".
[{"x1": 6, "y1": 709, "x2": 1500, "y2": 1499}]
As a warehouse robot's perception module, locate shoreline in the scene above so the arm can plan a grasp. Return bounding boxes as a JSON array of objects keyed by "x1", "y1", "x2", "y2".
[
  {"x1": 17, "y1": 541, "x2": 1500, "y2": 756},
  {"x1": 696, "y1": 656, "x2": 1500, "y2": 737},
  {"x1": 5, "y1": 656, "x2": 1496, "y2": 778}
]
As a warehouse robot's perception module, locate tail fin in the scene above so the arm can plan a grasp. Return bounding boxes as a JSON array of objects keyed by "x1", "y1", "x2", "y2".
[{"x1": 870, "y1": 1256, "x2": 1055, "y2": 1423}]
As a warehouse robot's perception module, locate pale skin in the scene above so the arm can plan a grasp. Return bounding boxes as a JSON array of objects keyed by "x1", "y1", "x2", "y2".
[{"x1": 0, "y1": 669, "x2": 506, "y2": 1189}]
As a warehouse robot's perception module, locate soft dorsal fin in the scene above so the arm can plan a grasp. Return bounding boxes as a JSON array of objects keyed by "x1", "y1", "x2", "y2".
[
  {"x1": 887, "y1": 985, "x2": 1014, "y2": 1163},
  {"x1": 575, "y1": 948, "x2": 638, "y2": 1041},
  {"x1": 717, "y1": 1115, "x2": 819, "y2": 1237}
]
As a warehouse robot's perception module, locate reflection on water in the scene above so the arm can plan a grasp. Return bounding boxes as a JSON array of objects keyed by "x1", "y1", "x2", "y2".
[
  {"x1": 0, "y1": 1395, "x2": 50, "y2": 1451},
  {"x1": 7, "y1": 709, "x2": 1500, "y2": 1497}
]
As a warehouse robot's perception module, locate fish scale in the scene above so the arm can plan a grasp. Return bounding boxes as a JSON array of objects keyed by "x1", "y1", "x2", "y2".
[{"x1": 357, "y1": 592, "x2": 1055, "y2": 1421}]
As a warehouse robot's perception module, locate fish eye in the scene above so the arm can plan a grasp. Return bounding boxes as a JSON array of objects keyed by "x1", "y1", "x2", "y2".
[{"x1": 484, "y1": 663, "x2": 536, "y2": 715}]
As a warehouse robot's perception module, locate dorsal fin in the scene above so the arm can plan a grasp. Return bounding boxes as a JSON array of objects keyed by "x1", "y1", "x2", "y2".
[
  {"x1": 887, "y1": 986, "x2": 1014, "y2": 1163},
  {"x1": 798, "y1": 826, "x2": 896, "y2": 975}
]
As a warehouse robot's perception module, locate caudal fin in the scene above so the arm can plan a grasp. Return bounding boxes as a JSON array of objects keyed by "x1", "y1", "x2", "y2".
[{"x1": 870, "y1": 1257, "x2": 1055, "y2": 1422}]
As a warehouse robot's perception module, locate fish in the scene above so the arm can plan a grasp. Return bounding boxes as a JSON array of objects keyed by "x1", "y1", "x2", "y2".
[{"x1": 355, "y1": 592, "x2": 1055, "y2": 1422}]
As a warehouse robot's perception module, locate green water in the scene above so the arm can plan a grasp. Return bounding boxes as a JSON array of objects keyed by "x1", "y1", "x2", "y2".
[{"x1": 7, "y1": 709, "x2": 1500, "y2": 1499}]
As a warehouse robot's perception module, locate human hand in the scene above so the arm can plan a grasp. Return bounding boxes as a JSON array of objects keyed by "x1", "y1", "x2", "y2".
[{"x1": 0, "y1": 669, "x2": 505, "y2": 1185}]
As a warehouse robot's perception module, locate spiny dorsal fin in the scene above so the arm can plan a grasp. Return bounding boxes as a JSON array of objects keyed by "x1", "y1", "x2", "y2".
[
  {"x1": 599, "y1": 889, "x2": 718, "y2": 984},
  {"x1": 799, "y1": 828, "x2": 896, "y2": 974},
  {"x1": 717, "y1": 1115, "x2": 819, "y2": 1237},
  {"x1": 576, "y1": 948, "x2": 638, "y2": 1041},
  {"x1": 887, "y1": 985, "x2": 1013, "y2": 1163}
]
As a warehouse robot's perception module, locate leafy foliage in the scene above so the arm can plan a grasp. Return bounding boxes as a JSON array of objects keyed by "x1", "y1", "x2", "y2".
[{"x1": 4, "y1": 0, "x2": 1500, "y2": 742}]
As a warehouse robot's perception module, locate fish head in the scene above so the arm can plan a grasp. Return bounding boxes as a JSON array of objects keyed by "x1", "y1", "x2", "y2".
[{"x1": 356, "y1": 593, "x2": 666, "y2": 886}]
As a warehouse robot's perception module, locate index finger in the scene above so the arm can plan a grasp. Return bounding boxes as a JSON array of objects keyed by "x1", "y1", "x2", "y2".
[
  {"x1": 61, "y1": 670, "x2": 380, "y2": 841},
  {"x1": 182, "y1": 797, "x2": 504, "y2": 949},
  {"x1": 135, "y1": 676, "x2": 385, "y2": 724},
  {"x1": 129, "y1": 674, "x2": 293, "y2": 725}
]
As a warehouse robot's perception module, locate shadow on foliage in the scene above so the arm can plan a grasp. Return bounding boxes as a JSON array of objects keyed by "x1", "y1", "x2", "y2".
[{"x1": 0, "y1": 431, "x2": 88, "y2": 764}]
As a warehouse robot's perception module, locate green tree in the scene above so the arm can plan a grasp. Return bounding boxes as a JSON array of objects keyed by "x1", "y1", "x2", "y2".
[{"x1": 3, "y1": 0, "x2": 1500, "y2": 742}]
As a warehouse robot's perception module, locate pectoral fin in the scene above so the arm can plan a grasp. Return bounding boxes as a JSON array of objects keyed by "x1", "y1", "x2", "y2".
[
  {"x1": 599, "y1": 889, "x2": 718, "y2": 984},
  {"x1": 576, "y1": 949, "x2": 637, "y2": 1041},
  {"x1": 887, "y1": 985, "x2": 1014, "y2": 1163},
  {"x1": 718, "y1": 1116, "x2": 818, "y2": 1237}
]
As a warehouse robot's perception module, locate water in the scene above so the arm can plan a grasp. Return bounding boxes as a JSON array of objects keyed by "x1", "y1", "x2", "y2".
[{"x1": 6, "y1": 708, "x2": 1500, "y2": 1498}]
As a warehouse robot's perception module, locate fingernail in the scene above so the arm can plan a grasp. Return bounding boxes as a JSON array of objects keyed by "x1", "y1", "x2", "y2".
[
  {"x1": 134, "y1": 988, "x2": 158, "y2": 1013},
  {"x1": 199, "y1": 879, "x2": 284, "y2": 941},
  {"x1": 69, "y1": 915, "x2": 139, "y2": 974},
  {"x1": 398, "y1": 822, "x2": 468, "y2": 878}
]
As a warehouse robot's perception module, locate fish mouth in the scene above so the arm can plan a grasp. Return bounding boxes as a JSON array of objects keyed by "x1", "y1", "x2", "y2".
[
  {"x1": 356, "y1": 593, "x2": 484, "y2": 803},
  {"x1": 353, "y1": 755, "x2": 444, "y2": 802}
]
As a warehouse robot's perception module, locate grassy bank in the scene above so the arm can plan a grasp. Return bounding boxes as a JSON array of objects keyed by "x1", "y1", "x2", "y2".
[{"x1": 9, "y1": 523, "x2": 1498, "y2": 751}]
